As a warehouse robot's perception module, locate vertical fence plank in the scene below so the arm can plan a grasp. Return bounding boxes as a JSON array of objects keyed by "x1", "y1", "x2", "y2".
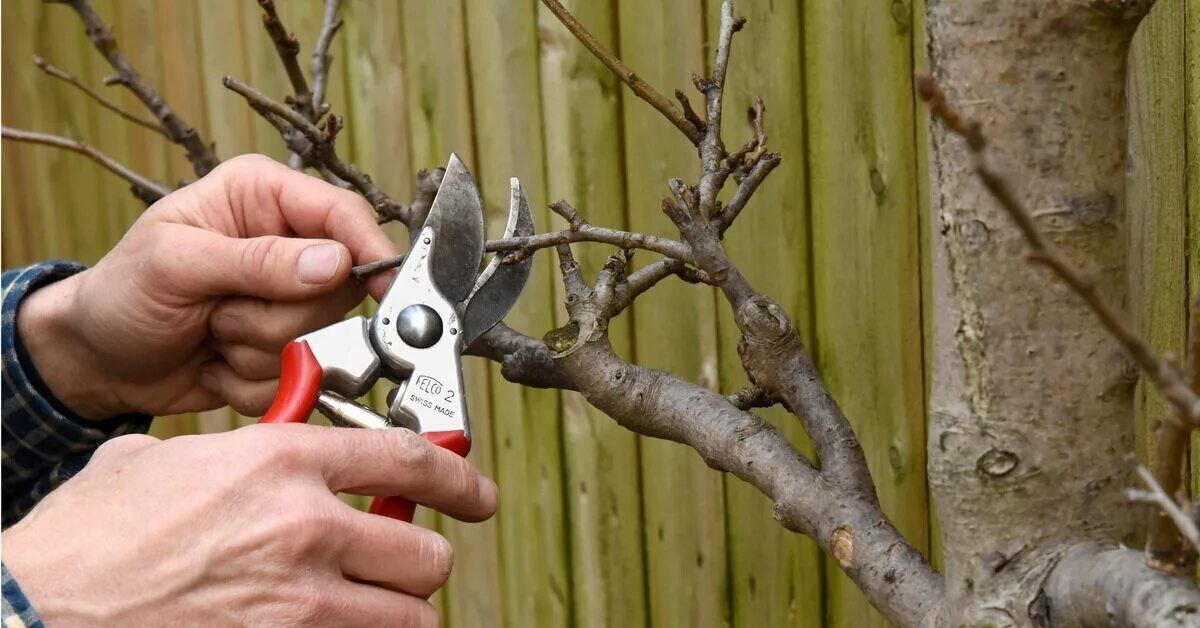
[
  {"x1": 1185, "y1": 0, "x2": 1195, "y2": 487},
  {"x1": 615, "y1": 3, "x2": 731, "y2": 627},
  {"x1": 706, "y1": 2, "x2": 825, "y2": 626},
  {"x1": 538, "y1": 1, "x2": 648, "y2": 627},
  {"x1": 461, "y1": 3, "x2": 572, "y2": 626},
  {"x1": 1188, "y1": 0, "x2": 1199, "y2": 496},
  {"x1": 195, "y1": 0, "x2": 257, "y2": 435},
  {"x1": 396, "y1": 4, "x2": 477, "y2": 618},
  {"x1": 1127, "y1": 0, "x2": 1188, "y2": 475},
  {"x1": 803, "y1": 1, "x2": 928, "y2": 626}
]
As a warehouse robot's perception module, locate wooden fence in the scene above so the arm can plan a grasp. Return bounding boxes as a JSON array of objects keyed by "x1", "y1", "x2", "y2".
[{"x1": 2, "y1": 1, "x2": 1196, "y2": 626}]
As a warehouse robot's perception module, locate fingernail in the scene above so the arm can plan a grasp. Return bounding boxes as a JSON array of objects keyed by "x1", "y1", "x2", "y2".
[{"x1": 297, "y1": 243, "x2": 342, "y2": 285}]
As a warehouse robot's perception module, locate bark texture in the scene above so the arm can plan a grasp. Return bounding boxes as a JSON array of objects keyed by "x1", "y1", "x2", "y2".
[{"x1": 926, "y1": 1, "x2": 1161, "y2": 625}]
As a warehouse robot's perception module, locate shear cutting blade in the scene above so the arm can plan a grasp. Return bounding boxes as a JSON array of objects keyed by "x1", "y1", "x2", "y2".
[
  {"x1": 426, "y1": 154, "x2": 486, "y2": 304},
  {"x1": 462, "y1": 178, "x2": 535, "y2": 346}
]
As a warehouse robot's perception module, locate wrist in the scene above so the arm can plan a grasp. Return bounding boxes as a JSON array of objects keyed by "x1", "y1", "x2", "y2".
[{"x1": 16, "y1": 272, "x2": 130, "y2": 420}]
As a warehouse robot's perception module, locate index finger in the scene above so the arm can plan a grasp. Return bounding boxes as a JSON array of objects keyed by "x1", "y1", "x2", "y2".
[
  {"x1": 217, "y1": 155, "x2": 400, "y2": 298},
  {"x1": 265, "y1": 423, "x2": 498, "y2": 523}
]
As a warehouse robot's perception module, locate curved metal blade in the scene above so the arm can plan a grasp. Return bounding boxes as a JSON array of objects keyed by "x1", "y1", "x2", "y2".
[
  {"x1": 462, "y1": 178, "x2": 535, "y2": 346},
  {"x1": 426, "y1": 153, "x2": 485, "y2": 304}
]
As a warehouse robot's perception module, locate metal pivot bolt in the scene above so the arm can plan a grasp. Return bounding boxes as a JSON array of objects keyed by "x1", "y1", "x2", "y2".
[{"x1": 396, "y1": 304, "x2": 443, "y2": 348}]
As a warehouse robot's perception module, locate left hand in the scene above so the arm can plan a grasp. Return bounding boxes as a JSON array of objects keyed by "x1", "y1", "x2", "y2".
[{"x1": 18, "y1": 154, "x2": 399, "y2": 419}]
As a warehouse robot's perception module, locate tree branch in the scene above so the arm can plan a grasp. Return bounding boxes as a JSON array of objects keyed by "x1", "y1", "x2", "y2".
[
  {"x1": 1128, "y1": 465, "x2": 1200, "y2": 553},
  {"x1": 256, "y1": 0, "x2": 313, "y2": 122},
  {"x1": 223, "y1": 76, "x2": 407, "y2": 223},
  {"x1": 58, "y1": 0, "x2": 218, "y2": 176},
  {"x1": 538, "y1": 0, "x2": 703, "y2": 145},
  {"x1": 2, "y1": 126, "x2": 171, "y2": 203},
  {"x1": 33, "y1": 55, "x2": 167, "y2": 138},
  {"x1": 310, "y1": 0, "x2": 343, "y2": 120},
  {"x1": 488, "y1": 203, "x2": 693, "y2": 264}
]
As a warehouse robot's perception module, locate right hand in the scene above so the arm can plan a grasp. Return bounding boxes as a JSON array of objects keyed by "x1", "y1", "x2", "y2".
[{"x1": 1, "y1": 423, "x2": 499, "y2": 627}]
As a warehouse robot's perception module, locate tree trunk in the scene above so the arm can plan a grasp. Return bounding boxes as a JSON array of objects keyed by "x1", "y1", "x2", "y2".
[{"x1": 925, "y1": 1, "x2": 1146, "y2": 624}]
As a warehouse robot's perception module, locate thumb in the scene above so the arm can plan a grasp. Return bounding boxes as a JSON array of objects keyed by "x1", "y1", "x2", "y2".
[{"x1": 172, "y1": 228, "x2": 352, "y2": 300}]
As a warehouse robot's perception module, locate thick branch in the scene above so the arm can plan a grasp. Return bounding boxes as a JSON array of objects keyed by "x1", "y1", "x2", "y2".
[
  {"x1": 60, "y1": 0, "x2": 218, "y2": 176},
  {"x1": 2, "y1": 126, "x2": 171, "y2": 202},
  {"x1": 538, "y1": 0, "x2": 703, "y2": 145},
  {"x1": 33, "y1": 56, "x2": 167, "y2": 138},
  {"x1": 919, "y1": 75, "x2": 1200, "y2": 426},
  {"x1": 553, "y1": 336, "x2": 942, "y2": 627},
  {"x1": 1045, "y1": 543, "x2": 1200, "y2": 628}
]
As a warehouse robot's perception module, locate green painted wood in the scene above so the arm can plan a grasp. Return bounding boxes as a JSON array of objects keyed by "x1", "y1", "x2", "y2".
[
  {"x1": 701, "y1": 2, "x2": 826, "y2": 627},
  {"x1": 1187, "y1": 0, "x2": 1199, "y2": 497},
  {"x1": 537, "y1": 1, "x2": 648, "y2": 626},
  {"x1": 460, "y1": 2, "x2": 572, "y2": 626},
  {"x1": 614, "y1": 3, "x2": 731, "y2": 627},
  {"x1": 803, "y1": 1, "x2": 929, "y2": 626},
  {"x1": 1127, "y1": 0, "x2": 1188, "y2": 473}
]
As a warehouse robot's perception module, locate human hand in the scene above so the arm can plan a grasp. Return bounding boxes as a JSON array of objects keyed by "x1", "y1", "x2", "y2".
[
  {"x1": 2, "y1": 423, "x2": 498, "y2": 626},
  {"x1": 17, "y1": 154, "x2": 399, "y2": 419}
]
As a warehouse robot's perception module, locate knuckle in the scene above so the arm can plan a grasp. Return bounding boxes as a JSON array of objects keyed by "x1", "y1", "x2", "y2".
[
  {"x1": 289, "y1": 583, "x2": 334, "y2": 626},
  {"x1": 250, "y1": 426, "x2": 309, "y2": 472},
  {"x1": 228, "y1": 389, "x2": 271, "y2": 417},
  {"x1": 268, "y1": 504, "x2": 339, "y2": 559},
  {"x1": 390, "y1": 430, "x2": 435, "y2": 471},
  {"x1": 239, "y1": 236, "x2": 286, "y2": 281},
  {"x1": 92, "y1": 433, "x2": 159, "y2": 462},
  {"x1": 222, "y1": 153, "x2": 276, "y2": 178}
]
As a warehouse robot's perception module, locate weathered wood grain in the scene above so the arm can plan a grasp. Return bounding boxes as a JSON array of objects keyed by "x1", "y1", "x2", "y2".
[
  {"x1": 803, "y1": 1, "x2": 929, "y2": 625},
  {"x1": 616, "y1": 2, "x2": 731, "y2": 626},
  {"x1": 538, "y1": 1, "x2": 648, "y2": 626},
  {"x1": 1127, "y1": 0, "x2": 1188, "y2": 475},
  {"x1": 461, "y1": 2, "x2": 572, "y2": 625}
]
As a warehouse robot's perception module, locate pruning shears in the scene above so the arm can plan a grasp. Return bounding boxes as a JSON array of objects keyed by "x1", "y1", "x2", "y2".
[{"x1": 259, "y1": 154, "x2": 533, "y2": 522}]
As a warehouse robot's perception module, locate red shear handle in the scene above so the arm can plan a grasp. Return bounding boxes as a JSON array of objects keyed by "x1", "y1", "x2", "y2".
[
  {"x1": 369, "y1": 430, "x2": 471, "y2": 522},
  {"x1": 260, "y1": 340, "x2": 322, "y2": 424}
]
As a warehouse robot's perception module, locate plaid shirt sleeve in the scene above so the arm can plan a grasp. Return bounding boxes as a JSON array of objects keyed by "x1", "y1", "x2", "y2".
[{"x1": 2, "y1": 262, "x2": 153, "y2": 627}]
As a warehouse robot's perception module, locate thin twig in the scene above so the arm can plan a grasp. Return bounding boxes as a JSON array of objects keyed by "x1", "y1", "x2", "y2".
[
  {"x1": 695, "y1": 1, "x2": 743, "y2": 219},
  {"x1": 539, "y1": 0, "x2": 703, "y2": 145},
  {"x1": 256, "y1": 0, "x2": 312, "y2": 121},
  {"x1": 715, "y1": 152, "x2": 781, "y2": 234},
  {"x1": 59, "y1": 0, "x2": 218, "y2": 176},
  {"x1": 2, "y1": 126, "x2": 172, "y2": 201},
  {"x1": 310, "y1": 0, "x2": 343, "y2": 118},
  {"x1": 223, "y1": 76, "x2": 406, "y2": 222},
  {"x1": 1128, "y1": 465, "x2": 1200, "y2": 552},
  {"x1": 351, "y1": 255, "x2": 405, "y2": 283},
  {"x1": 33, "y1": 55, "x2": 168, "y2": 138},
  {"x1": 918, "y1": 74, "x2": 1200, "y2": 426},
  {"x1": 487, "y1": 224, "x2": 693, "y2": 265}
]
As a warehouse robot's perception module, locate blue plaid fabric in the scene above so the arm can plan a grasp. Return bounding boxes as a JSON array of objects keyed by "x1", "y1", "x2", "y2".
[
  {"x1": 1, "y1": 564, "x2": 40, "y2": 628},
  {"x1": 2, "y1": 262, "x2": 153, "y2": 626}
]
